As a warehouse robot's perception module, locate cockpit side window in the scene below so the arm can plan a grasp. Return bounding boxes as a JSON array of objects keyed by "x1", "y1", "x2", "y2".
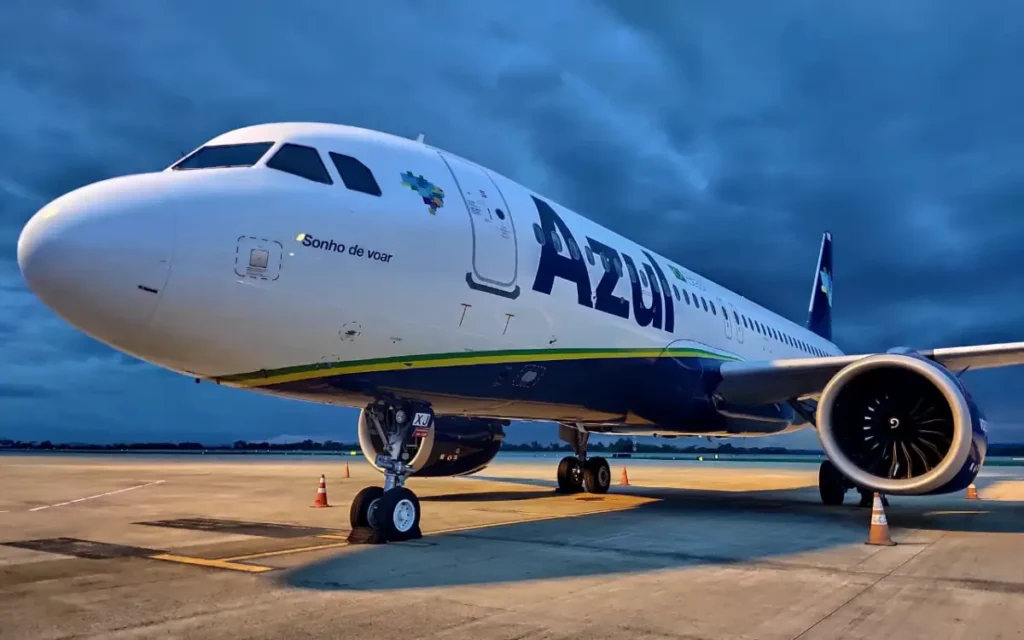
[
  {"x1": 266, "y1": 143, "x2": 333, "y2": 185},
  {"x1": 329, "y1": 152, "x2": 382, "y2": 196},
  {"x1": 172, "y1": 142, "x2": 274, "y2": 171}
]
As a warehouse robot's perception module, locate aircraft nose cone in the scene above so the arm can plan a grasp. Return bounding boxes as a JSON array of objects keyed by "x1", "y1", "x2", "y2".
[{"x1": 18, "y1": 177, "x2": 175, "y2": 351}]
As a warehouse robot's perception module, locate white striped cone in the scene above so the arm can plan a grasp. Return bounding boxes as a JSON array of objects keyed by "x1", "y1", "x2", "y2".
[
  {"x1": 866, "y1": 493, "x2": 895, "y2": 546},
  {"x1": 311, "y1": 474, "x2": 330, "y2": 508}
]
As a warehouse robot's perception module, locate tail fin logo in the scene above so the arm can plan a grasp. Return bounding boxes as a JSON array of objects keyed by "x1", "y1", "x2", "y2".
[{"x1": 820, "y1": 268, "x2": 833, "y2": 307}]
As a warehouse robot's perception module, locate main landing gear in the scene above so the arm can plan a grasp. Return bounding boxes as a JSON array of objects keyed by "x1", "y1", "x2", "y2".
[
  {"x1": 349, "y1": 399, "x2": 426, "y2": 542},
  {"x1": 556, "y1": 424, "x2": 611, "y2": 494},
  {"x1": 818, "y1": 459, "x2": 888, "y2": 508}
]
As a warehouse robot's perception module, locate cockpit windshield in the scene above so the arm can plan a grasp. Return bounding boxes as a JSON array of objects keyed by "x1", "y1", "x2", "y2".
[{"x1": 172, "y1": 142, "x2": 274, "y2": 171}]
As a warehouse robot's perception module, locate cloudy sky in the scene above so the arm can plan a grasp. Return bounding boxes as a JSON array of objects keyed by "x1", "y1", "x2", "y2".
[{"x1": 3, "y1": 0, "x2": 1024, "y2": 445}]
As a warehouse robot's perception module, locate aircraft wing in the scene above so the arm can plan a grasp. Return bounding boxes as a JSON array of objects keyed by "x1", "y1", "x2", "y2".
[{"x1": 715, "y1": 341, "x2": 1024, "y2": 406}]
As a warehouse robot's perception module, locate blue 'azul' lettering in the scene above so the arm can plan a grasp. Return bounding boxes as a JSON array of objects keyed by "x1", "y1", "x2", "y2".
[
  {"x1": 644, "y1": 250, "x2": 674, "y2": 333},
  {"x1": 586, "y1": 238, "x2": 629, "y2": 319},
  {"x1": 621, "y1": 254, "x2": 662, "y2": 329},
  {"x1": 531, "y1": 196, "x2": 592, "y2": 307},
  {"x1": 529, "y1": 196, "x2": 674, "y2": 335}
]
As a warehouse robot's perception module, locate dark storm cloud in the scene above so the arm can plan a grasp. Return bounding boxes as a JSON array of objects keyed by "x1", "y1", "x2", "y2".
[
  {"x1": 2, "y1": 0, "x2": 1024, "y2": 442},
  {"x1": 0, "y1": 383, "x2": 48, "y2": 399}
]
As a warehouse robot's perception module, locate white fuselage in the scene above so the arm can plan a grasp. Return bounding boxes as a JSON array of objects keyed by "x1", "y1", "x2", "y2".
[{"x1": 17, "y1": 122, "x2": 841, "y2": 435}]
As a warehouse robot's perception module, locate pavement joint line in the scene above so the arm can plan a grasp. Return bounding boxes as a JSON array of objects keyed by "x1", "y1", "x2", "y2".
[
  {"x1": 790, "y1": 528, "x2": 946, "y2": 640},
  {"x1": 28, "y1": 480, "x2": 166, "y2": 512},
  {"x1": 148, "y1": 552, "x2": 272, "y2": 573}
]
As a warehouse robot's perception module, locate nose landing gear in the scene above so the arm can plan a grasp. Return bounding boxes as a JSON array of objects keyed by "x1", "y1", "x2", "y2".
[{"x1": 348, "y1": 399, "x2": 428, "y2": 543}]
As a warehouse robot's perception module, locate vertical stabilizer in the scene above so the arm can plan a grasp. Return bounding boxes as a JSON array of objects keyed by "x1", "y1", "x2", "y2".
[{"x1": 807, "y1": 232, "x2": 833, "y2": 341}]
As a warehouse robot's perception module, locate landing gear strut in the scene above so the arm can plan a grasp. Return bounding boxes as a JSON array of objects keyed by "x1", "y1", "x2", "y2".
[
  {"x1": 818, "y1": 459, "x2": 889, "y2": 508},
  {"x1": 349, "y1": 399, "x2": 427, "y2": 542},
  {"x1": 556, "y1": 424, "x2": 611, "y2": 494}
]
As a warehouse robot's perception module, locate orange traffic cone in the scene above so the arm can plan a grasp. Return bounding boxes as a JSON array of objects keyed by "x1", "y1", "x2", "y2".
[
  {"x1": 344, "y1": 462, "x2": 351, "y2": 479},
  {"x1": 620, "y1": 467, "x2": 630, "y2": 486},
  {"x1": 311, "y1": 474, "x2": 330, "y2": 508},
  {"x1": 866, "y1": 492, "x2": 895, "y2": 546},
  {"x1": 966, "y1": 483, "x2": 980, "y2": 500}
]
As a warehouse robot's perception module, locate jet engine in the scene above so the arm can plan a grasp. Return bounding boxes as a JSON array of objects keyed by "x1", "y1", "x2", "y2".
[
  {"x1": 357, "y1": 409, "x2": 505, "y2": 477},
  {"x1": 815, "y1": 352, "x2": 987, "y2": 495}
]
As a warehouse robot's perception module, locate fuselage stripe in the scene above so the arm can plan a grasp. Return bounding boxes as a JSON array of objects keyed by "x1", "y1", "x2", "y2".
[{"x1": 217, "y1": 346, "x2": 740, "y2": 387}]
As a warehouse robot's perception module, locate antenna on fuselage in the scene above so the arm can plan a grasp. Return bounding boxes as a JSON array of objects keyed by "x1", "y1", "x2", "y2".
[{"x1": 415, "y1": 133, "x2": 425, "y2": 143}]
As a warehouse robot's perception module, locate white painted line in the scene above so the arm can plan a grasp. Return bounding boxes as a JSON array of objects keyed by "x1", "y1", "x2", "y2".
[{"x1": 28, "y1": 480, "x2": 166, "y2": 512}]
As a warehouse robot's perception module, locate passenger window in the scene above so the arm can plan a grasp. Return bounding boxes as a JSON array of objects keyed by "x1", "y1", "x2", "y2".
[
  {"x1": 626, "y1": 262, "x2": 639, "y2": 284},
  {"x1": 709, "y1": 301, "x2": 717, "y2": 315},
  {"x1": 173, "y1": 142, "x2": 274, "y2": 170},
  {"x1": 700, "y1": 297, "x2": 709, "y2": 312},
  {"x1": 733, "y1": 310, "x2": 740, "y2": 324},
  {"x1": 329, "y1": 152, "x2": 381, "y2": 195},
  {"x1": 567, "y1": 237, "x2": 581, "y2": 261},
  {"x1": 673, "y1": 285, "x2": 680, "y2": 301},
  {"x1": 613, "y1": 257, "x2": 624, "y2": 278},
  {"x1": 533, "y1": 223, "x2": 545, "y2": 245},
  {"x1": 601, "y1": 253, "x2": 611, "y2": 272},
  {"x1": 742, "y1": 315, "x2": 749, "y2": 328},
  {"x1": 266, "y1": 143, "x2": 333, "y2": 185},
  {"x1": 585, "y1": 245, "x2": 595, "y2": 266},
  {"x1": 640, "y1": 270, "x2": 649, "y2": 288},
  {"x1": 682, "y1": 289, "x2": 690, "y2": 305},
  {"x1": 550, "y1": 231, "x2": 564, "y2": 253}
]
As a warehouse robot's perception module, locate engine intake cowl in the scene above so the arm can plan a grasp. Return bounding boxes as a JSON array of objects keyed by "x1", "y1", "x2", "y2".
[
  {"x1": 815, "y1": 353, "x2": 987, "y2": 495},
  {"x1": 358, "y1": 409, "x2": 504, "y2": 477}
]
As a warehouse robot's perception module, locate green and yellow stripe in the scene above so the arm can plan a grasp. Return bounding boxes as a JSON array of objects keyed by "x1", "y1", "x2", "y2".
[{"x1": 217, "y1": 346, "x2": 739, "y2": 388}]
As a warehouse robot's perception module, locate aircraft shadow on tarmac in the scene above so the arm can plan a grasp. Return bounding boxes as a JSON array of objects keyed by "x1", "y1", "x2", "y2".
[{"x1": 279, "y1": 477, "x2": 1024, "y2": 592}]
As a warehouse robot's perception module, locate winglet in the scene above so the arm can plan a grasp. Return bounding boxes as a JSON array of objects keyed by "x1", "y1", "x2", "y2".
[{"x1": 807, "y1": 232, "x2": 833, "y2": 341}]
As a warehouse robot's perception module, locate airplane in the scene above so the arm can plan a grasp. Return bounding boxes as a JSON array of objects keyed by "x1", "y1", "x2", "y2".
[{"x1": 15, "y1": 122, "x2": 1018, "y2": 542}]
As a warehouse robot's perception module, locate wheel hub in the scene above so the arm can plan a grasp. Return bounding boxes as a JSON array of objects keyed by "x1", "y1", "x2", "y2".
[{"x1": 393, "y1": 498, "x2": 416, "y2": 532}]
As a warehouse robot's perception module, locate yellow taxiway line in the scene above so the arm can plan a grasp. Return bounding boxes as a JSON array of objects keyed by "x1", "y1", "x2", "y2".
[
  {"x1": 208, "y1": 497, "x2": 648, "y2": 566},
  {"x1": 220, "y1": 541, "x2": 352, "y2": 562},
  {"x1": 149, "y1": 552, "x2": 272, "y2": 573}
]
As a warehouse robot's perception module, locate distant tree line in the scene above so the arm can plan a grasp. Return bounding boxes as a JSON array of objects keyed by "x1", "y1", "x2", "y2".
[
  {"x1": 0, "y1": 439, "x2": 360, "y2": 452},
  {"x1": 4, "y1": 437, "x2": 1024, "y2": 456}
]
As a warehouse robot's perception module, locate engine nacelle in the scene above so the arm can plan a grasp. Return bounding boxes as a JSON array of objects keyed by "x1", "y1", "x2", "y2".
[
  {"x1": 357, "y1": 409, "x2": 505, "y2": 477},
  {"x1": 816, "y1": 353, "x2": 987, "y2": 495}
]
